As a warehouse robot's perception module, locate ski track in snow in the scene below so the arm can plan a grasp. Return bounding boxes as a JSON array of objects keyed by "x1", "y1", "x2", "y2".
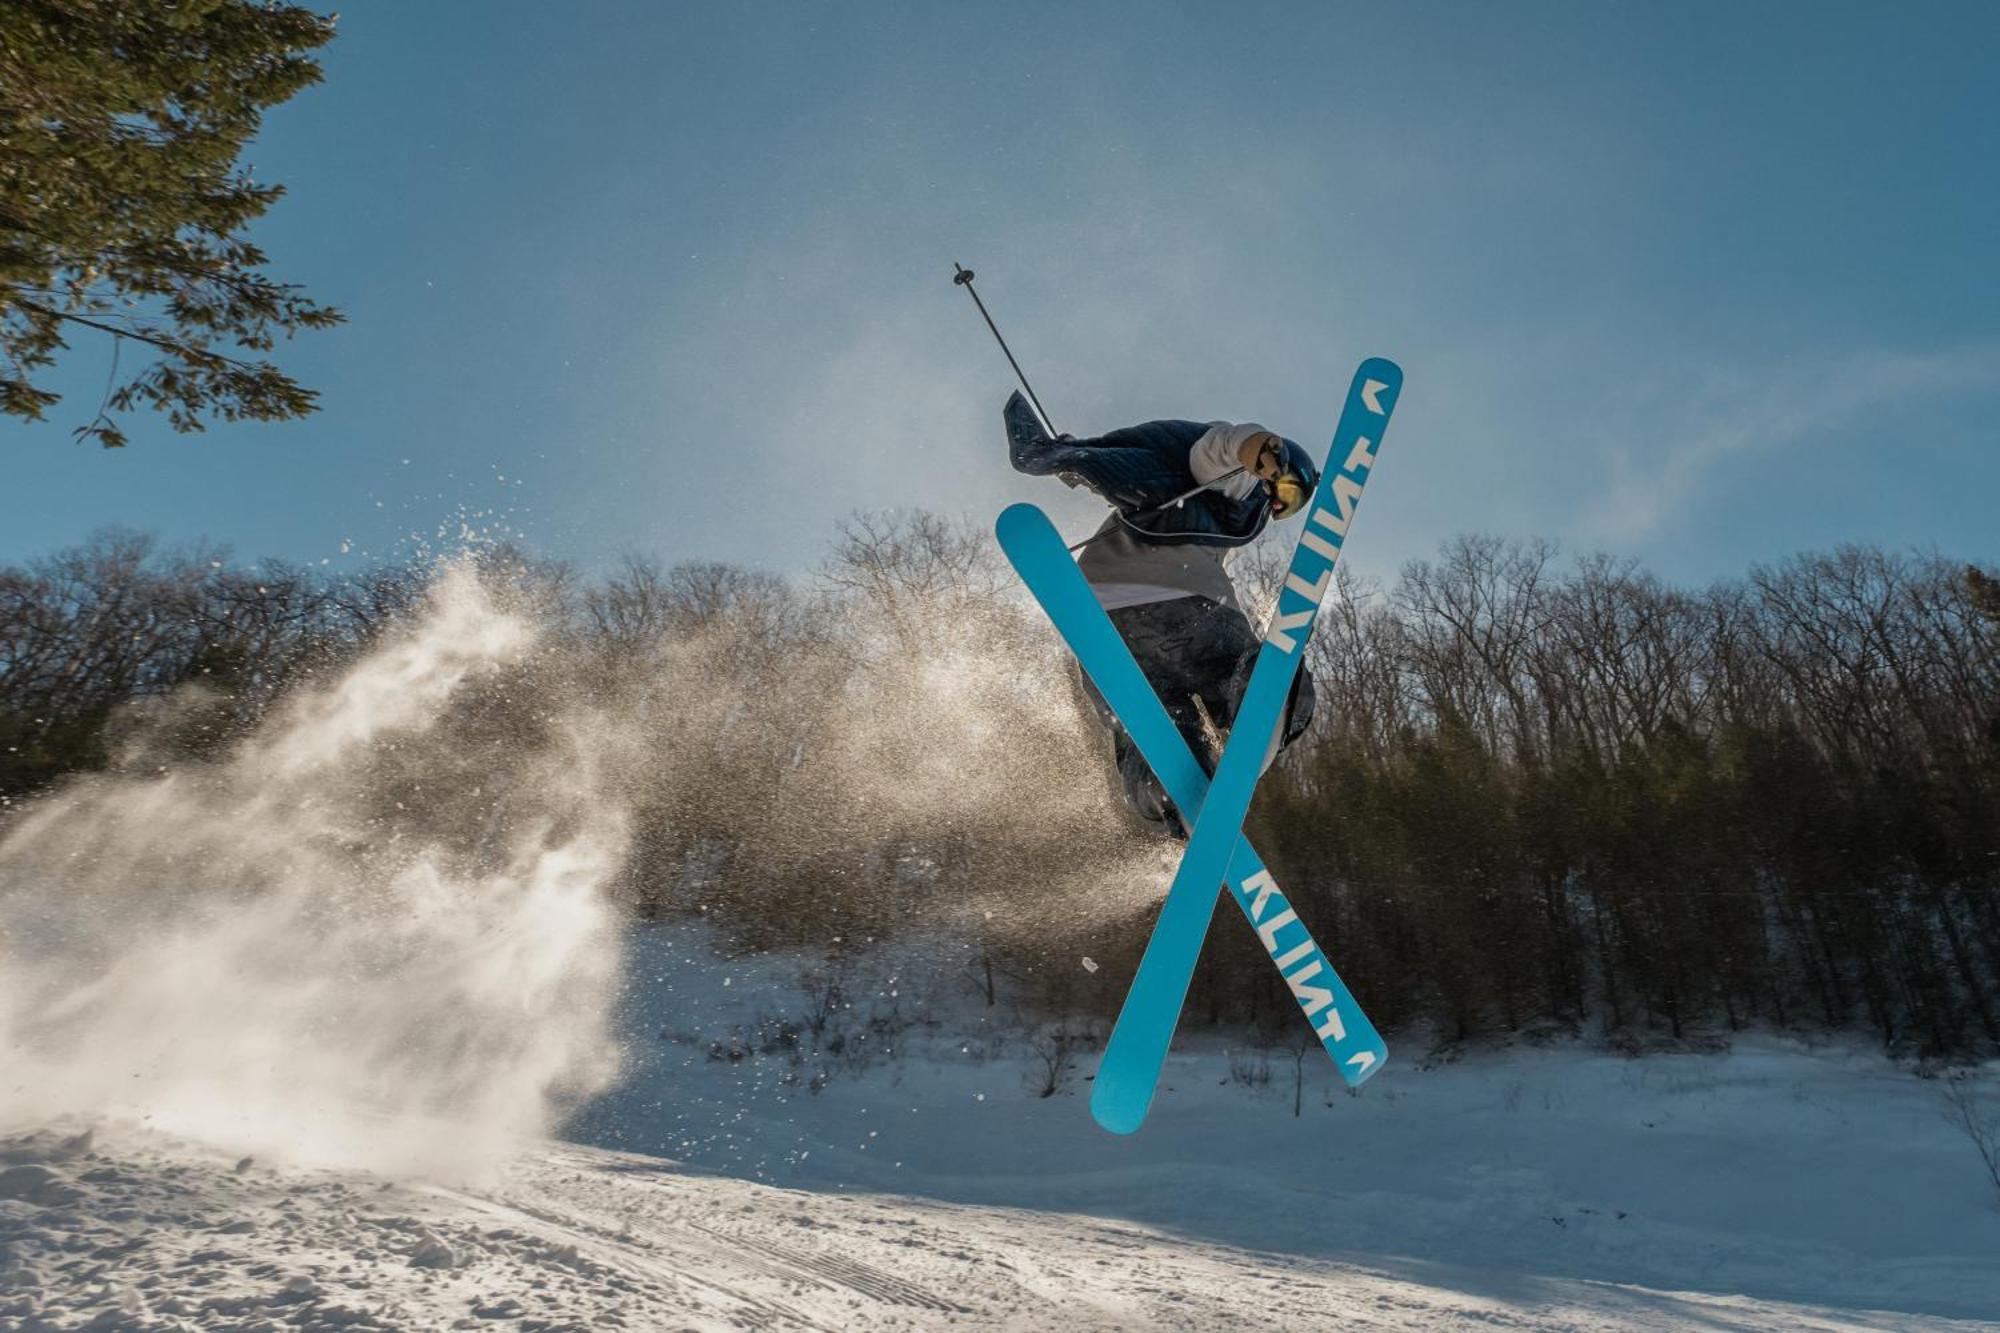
[{"x1": 0, "y1": 1122, "x2": 1987, "y2": 1332}]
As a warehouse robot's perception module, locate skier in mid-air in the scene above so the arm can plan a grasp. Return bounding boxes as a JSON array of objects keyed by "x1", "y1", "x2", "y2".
[{"x1": 1004, "y1": 391, "x2": 1320, "y2": 837}]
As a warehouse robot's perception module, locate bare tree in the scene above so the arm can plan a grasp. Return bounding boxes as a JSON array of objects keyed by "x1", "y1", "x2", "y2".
[
  {"x1": 821, "y1": 509, "x2": 1013, "y2": 653},
  {"x1": 798, "y1": 964, "x2": 848, "y2": 1045},
  {"x1": 1026, "y1": 1023, "x2": 1082, "y2": 1098},
  {"x1": 1939, "y1": 1071, "x2": 2000, "y2": 1204},
  {"x1": 1287, "y1": 1030, "x2": 1317, "y2": 1118}
]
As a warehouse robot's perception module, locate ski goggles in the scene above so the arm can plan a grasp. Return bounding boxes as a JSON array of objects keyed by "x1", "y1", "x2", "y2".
[
  {"x1": 1250, "y1": 437, "x2": 1306, "y2": 517},
  {"x1": 1248, "y1": 440, "x2": 1312, "y2": 512},
  {"x1": 1269, "y1": 473, "x2": 1308, "y2": 518}
]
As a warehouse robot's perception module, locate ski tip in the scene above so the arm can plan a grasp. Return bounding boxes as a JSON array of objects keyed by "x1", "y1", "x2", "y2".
[
  {"x1": 1341, "y1": 1042, "x2": 1390, "y2": 1087},
  {"x1": 1350, "y1": 359, "x2": 1403, "y2": 419},
  {"x1": 994, "y1": 502, "x2": 1050, "y2": 543},
  {"x1": 1355, "y1": 356, "x2": 1403, "y2": 388}
]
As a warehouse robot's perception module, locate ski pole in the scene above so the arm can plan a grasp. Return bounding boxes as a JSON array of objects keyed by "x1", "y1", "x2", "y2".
[
  {"x1": 953, "y1": 263, "x2": 1057, "y2": 439},
  {"x1": 953, "y1": 261, "x2": 1255, "y2": 552}
]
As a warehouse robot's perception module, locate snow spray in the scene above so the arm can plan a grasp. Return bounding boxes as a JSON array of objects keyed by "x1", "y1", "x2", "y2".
[
  {"x1": 0, "y1": 567, "x2": 628, "y2": 1180},
  {"x1": 0, "y1": 553, "x2": 1176, "y2": 1177}
]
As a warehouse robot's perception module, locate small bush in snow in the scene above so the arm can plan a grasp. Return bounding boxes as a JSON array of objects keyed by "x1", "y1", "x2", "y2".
[
  {"x1": 1026, "y1": 1024, "x2": 1082, "y2": 1099},
  {"x1": 1937, "y1": 1071, "x2": 2000, "y2": 1204},
  {"x1": 1226, "y1": 1049, "x2": 1272, "y2": 1089},
  {"x1": 753, "y1": 1014, "x2": 803, "y2": 1057},
  {"x1": 798, "y1": 964, "x2": 848, "y2": 1043}
]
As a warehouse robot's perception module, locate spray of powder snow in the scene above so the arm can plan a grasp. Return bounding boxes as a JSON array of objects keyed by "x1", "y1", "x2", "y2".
[
  {"x1": 0, "y1": 567, "x2": 631, "y2": 1179},
  {"x1": 794, "y1": 633, "x2": 1187, "y2": 933},
  {"x1": 0, "y1": 544, "x2": 1193, "y2": 1177}
]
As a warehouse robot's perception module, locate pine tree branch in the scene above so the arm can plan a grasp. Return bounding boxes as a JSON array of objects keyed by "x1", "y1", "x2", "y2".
[{"x1": 5, "y1": 294, "x2": 257, "y2": 371}]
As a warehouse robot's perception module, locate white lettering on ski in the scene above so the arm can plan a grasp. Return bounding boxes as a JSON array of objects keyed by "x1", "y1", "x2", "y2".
[
  {"x1": 1285, "y1": 563, "x2": 1333, "y2": 605},
  {"x1": 1240, "y1": 868, "x2": 1279, "y2": 920},
  {"x1": 1285, "y1": 959, "x2": 1335, "y2": 1018},
  {"x1": 1265, "y1": 607, "x2": 1313, "y2": 655}
]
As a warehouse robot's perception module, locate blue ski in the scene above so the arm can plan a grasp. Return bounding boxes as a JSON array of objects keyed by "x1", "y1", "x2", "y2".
[
  {"x1": 995, "y1": 358, "x2": 1399, "y2": 1133},
  {"x1": 996, "y1": 502, "x2": 1386, "y2": 1115},
  {"x1": 1079, "y1": 357, "x2": 1401, "y2": 1134}
]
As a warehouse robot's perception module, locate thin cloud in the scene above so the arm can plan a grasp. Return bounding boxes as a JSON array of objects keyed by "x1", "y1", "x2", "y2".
[{"x1": 1586, "y1": 343, "x2": 2000, "y2": 543}]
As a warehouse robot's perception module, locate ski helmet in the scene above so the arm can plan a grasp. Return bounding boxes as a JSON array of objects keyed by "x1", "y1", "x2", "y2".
[{"x1": 1270, "y1": 438, "x2": 1318, "y2": 518}]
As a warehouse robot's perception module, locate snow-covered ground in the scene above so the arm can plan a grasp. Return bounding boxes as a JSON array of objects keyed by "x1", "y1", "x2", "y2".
[
  {"x1": 3, "y1": 1118, "x2": 1983, "y2": 1332},
  {"x1": 5, "y1": 920, "x2": 1997, "y2": 1331},
  {"x1": 565, "y1": 923, "x2": 2000, "y2": 1327}
]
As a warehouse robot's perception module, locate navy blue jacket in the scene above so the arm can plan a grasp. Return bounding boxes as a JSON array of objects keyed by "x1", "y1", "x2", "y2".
[{"x1": 1003, "y1": 391, "x2": 1317, "y2": 548}]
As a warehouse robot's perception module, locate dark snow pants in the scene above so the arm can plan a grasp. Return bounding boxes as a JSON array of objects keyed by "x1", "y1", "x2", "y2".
[{"x1": 1073, "y1": 594, "x2": 1317, "y2": 838}]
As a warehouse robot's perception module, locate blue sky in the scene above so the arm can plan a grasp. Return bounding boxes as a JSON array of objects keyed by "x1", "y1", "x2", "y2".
[{"x1": 7, "y1": 0, "x2": 1996, "y2": 587}]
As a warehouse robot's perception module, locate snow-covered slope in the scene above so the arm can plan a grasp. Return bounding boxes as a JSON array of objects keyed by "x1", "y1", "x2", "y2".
[
  {"x1": 2, "y1": 1120, "x2": 1978, "y2": 1332},
  {"x1": 567, "y1": 924, "x2": 2000, "y2": 1327},
  {"x1": 6, "y1": 913, "x2": 1999, "y2": 1330}
]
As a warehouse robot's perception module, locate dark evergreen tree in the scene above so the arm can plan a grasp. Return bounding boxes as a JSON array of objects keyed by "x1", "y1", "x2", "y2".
[{"x1": 0, "y1": 0, "x2": 341, "y2": 445}]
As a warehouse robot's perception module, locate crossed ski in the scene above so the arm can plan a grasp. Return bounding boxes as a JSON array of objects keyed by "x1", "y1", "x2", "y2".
[
  {"x1": 996, "y1": 358, "x2": 1402, "y2": 1134},
  {"x1": 996, "y1": 504, "x2": 1387, "y2": 1113}
]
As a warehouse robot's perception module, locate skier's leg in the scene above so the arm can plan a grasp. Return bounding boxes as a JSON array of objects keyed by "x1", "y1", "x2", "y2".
[
  {"x1": 1191, "y1": 603, "x2": 1314, "y2": 764},
  {"x1": 1070, "y1": 656, "x2": 1181, "y2": 836},
  {"x1": 1112, "y1": 598, "x2": 1238, "y2": 765},
  {"x1": 1105, "y1": 596, "x2": 1260, "y2": 837},
  {"x1": 1169, "y1": 600, "x2": 1260, "y2": 735},
  {"x1": 1115, "y1": 729, "x2": 1181, "y2": 834},
  {"x1": 1076, "y1": 595, "x2": 1280, "y2": 837},
  {"x1": 1281, "y1": 662, "x2": 1317, "y2": 746}
]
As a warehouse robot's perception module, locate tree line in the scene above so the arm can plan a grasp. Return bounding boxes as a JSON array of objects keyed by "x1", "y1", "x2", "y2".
[
  {"x1": 3, "y1": 521, "x2": 1996, "y2": 1058},
  {"x1": 1246, "y1": 537, "x2": 2000, "y2": 1060}
]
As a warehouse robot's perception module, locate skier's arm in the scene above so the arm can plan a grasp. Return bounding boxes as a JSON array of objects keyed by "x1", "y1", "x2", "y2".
[{"x1": 1003, "y1": 392, "x2": 1194, "y2": 511}]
